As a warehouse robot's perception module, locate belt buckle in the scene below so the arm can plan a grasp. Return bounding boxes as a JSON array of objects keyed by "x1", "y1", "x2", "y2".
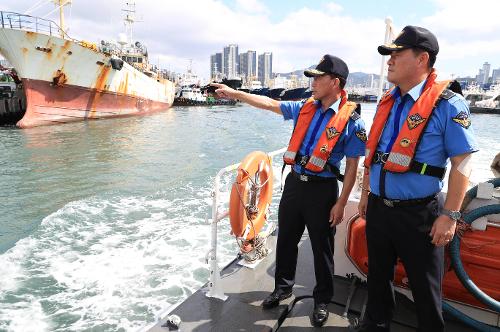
[
  {"x1": 383, "y1": 198, "x2": 394, "y2": 207},
  {"x1": 299, "y1": 174, "x2": 308, "y2": 182}
]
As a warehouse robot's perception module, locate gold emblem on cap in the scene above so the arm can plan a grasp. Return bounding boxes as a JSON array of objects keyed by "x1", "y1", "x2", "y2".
[
  {"x1": 400, "y1": 138, "x2": 411, "y2": 147},
  {"x1": 320, "y1": 144, "x2": 328, "y2": 153}
]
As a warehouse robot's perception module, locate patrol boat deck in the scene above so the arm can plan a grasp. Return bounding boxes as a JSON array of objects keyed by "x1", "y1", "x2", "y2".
[
  {"x1": 147, "y1": 233, "x2": 476, "y2": 331},
  {"x1": 143, "y1": 148, "x2": 497, "y2": 331}
]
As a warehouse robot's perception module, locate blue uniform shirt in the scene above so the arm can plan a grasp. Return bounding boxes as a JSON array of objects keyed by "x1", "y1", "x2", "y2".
[
  {"x1": 370, "y1": 79, "x2": 479, "y2": 199},
  {"x1": 280, "y1": 99, "x2": 366, "y2": 178}
]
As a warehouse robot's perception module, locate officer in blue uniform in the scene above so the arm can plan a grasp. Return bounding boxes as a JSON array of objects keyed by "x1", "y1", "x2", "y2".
[
  {"x1": 358, "y1": 26, "x2": 478, "y2": 331},
  {"x1": 213, "y1": 55, "x2": 366, "y2": 326}
]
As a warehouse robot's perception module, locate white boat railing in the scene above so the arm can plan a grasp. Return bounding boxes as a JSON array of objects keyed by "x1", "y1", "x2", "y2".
[
  {"x1": 0, "y1": 11, "x2": 73, "y2": 40},
  {"x1": 205, "y1": 147, "x2": 287, "y2": 300}
]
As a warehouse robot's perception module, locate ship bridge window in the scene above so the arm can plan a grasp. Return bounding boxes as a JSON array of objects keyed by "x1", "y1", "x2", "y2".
[{"x1": 137, "y1": 57, "x2": 143, "y2": 63}]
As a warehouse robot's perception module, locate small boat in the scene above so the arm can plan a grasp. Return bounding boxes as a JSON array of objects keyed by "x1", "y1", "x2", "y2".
[
  {"x1": 469, "y1": 93, "x2": 500, "y2": 114},
  {"x1": 280, "y1": 87, "x2": 307, "y2": 101},
  {"x1": 0, "y1": 68, "x2": 26, "y2": 124},
  {"x1": 268, "y1": 88, "x2": 285, "y2": 100}
]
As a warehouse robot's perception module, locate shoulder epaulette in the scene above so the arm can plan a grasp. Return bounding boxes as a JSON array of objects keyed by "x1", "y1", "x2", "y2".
[
  {"x1": 440, "y1": 89, "x2": 455, "y2": 100},
  {"x1": 350, "y1": 104, "x2": 361, "y2": 121}
]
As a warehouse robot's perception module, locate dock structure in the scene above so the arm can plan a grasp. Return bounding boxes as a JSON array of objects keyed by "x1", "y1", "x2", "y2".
[{"x1": 147, "y1": 233, "x2": 475, "y2": 331}]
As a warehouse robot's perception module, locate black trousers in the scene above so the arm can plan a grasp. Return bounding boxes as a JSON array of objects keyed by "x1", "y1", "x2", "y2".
[
  {"x1": 274, "y1": 173, "x2": 338, "y2": 304},
  {"x1": 365, "y1": 193, "x2": 445, "y2": 332}
]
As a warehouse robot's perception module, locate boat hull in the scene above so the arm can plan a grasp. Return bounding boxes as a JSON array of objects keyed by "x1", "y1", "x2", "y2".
[
  {"x1": 0, "y1": 28, "x2": 175, "y2": 127},
  {"x1": 19, "y1": 78, "x2": 170, "y2": 127}
]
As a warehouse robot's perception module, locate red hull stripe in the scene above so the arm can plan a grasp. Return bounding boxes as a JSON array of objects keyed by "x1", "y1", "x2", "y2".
[{"x1": 18, "y1": 79, "x2": 172, "y2": 128}]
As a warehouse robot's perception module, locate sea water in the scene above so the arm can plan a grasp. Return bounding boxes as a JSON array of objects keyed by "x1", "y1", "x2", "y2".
[{"x1": 0, "y1": 104, "x2": 497, "y2": 331}]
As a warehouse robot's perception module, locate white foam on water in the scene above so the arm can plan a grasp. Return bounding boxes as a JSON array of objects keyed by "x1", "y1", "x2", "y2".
[{"x1": 0, "y1": 181, "x2": 243, "y2": 332}]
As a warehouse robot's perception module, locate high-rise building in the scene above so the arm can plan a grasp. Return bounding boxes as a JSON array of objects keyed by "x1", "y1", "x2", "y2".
[
  {"x1": 239, "y1": 50, "x2": 256, "y2": 81},
  {"x1": 210, "y1": 52, "x2": 223, "y2": 79},
  {"x1": 491, "y1": 68, "x2": 500, "y2": 83},
  {"x1": 223, "y1": 44, "x2": 239, "y2": 79},
  {"x1": 482, "y1": 62, "x2": 491, "y2": 84},
  {"x1": 476, "y1": 69, "x2": 484, "y2": 86},
  {"x1": 258, "y1": 52, "x2": 273, "y2": 87}
]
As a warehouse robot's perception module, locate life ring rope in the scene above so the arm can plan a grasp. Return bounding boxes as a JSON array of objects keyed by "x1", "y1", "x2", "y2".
[{"x1": 229, "y1": 151, "x2": 274, "y2": 261}]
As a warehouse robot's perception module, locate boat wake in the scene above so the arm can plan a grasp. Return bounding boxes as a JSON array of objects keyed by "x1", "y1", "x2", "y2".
[{"x1": 0, "y1": 181, "x2": 250, "y2": 331}]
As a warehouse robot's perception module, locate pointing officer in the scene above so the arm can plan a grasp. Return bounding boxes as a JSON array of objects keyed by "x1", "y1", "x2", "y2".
[
  {"x1": 213, "y1": 55, "x2": 366, "y2": 327},
  {"x1": 358, "y1": 26, "x2": 478, "y2": 331}
]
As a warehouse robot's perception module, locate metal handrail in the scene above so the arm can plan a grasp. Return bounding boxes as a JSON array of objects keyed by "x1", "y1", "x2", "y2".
[
  {"x1": 0, "y1": 11, "x2": 74, "y2": 41},
  {"x1": 205, "y1": 147, "x2": 286, "y2": 300}
]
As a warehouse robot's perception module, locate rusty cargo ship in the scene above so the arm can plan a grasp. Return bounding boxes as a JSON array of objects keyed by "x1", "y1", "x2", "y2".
[{"x1": 0, "y1": 6, "x2": 175, "y2": 128}]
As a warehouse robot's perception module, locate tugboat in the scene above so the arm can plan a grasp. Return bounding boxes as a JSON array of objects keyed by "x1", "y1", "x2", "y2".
[{"x1": 0, "y1": 67, "x2": 26, "y2": 124}]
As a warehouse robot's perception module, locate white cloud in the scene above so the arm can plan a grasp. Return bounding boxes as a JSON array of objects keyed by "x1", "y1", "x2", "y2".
[
  {"x1": 235, "y1": 0, "x2": 270, "y2": 15},
  {"x1": 325, "y1": 2, "x2": 343, "y2": 14},
  {"x1": 1, "y1": 0, "x2": 499, "y2": 80}
]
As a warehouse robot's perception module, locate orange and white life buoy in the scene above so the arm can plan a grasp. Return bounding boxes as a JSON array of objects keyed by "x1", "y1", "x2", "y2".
[{"x1": 229, "y1": 151, "x2": 273, "y2": 243}]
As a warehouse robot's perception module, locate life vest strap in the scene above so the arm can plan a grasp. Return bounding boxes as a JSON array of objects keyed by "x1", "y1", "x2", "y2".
[
  {"x1": 373, "y1": 151, "x2": 446, "y2": 179},
  {"x1": 294, "y1": 154, "x2": 344, "y2": 182}
]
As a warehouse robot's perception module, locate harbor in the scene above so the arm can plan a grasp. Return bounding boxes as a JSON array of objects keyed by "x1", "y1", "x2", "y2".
[{"x1": 1, "y1": 1, "x2": 500, "y2": 331}]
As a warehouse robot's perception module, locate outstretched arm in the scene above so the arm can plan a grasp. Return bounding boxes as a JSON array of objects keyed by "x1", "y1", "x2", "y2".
[{"x1": 211, "y1": 83, "x2": 281, "y2": 114}]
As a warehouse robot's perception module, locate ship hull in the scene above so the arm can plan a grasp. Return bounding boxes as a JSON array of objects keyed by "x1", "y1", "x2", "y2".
[
  {"x1": 0, "y1": 28, "x2": 175, "y2": 128},
  {"x1": 19, "y1": 78, "x2": 170, "y2": 127}
]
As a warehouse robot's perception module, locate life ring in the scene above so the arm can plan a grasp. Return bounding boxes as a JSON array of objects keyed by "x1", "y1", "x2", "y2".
[{"x1": 229, "y1": 151, "x2": 273, "y2": 243}]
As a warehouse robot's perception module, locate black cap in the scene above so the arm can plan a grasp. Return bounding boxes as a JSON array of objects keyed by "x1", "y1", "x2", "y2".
[
  {"x1": 378, "y1": 25, "x2": 439, "y2": 56},
  {"x1": 304, "y1": 54, "x2": 349, "y2": 79}
]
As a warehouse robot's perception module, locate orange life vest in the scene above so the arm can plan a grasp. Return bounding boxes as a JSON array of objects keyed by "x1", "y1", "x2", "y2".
[
  {"x1": 364, "y1": 70, "x2": 450, "y2": 173},
  {"x1": 283, "y1": 90, "x2": 358, "y2": 173}
]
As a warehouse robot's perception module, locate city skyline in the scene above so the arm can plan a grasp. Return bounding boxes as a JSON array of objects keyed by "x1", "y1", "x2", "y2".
[
  {"x1": 209, "y1": 44, "x2": 273, "y2": 86},
  {"x1": 2, "y1": 0, "x2": 500, "y2": 81}
]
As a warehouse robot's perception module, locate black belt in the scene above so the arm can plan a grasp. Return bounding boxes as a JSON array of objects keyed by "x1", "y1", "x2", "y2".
[
  {"x1": 291, "y1": 170, "x2": 337, "y2": 183},
  {"x1": 373, "y1": 151, "x2": 446, "y2": 180},
  {"x1": 295, "y1": 154, "x2": 344, "y2": 182},
  {"x1": 371, "y1": 193, "x2": 436, "y2": 208}
]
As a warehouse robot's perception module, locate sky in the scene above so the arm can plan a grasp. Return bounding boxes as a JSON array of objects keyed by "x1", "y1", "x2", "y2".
[{"x1": 2, "y1": 0, "x2": 500, "y2": 81}]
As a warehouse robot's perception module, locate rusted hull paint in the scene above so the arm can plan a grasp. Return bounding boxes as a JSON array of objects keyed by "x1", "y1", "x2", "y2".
[
  {"x1": 0, "y1": 28, "x2": 175, "y2": 127},
  {"x1": 18, "y1": 78, "x2": 171, "y2": 128}
]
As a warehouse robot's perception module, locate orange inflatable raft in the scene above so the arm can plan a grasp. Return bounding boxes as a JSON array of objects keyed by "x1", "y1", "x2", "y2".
[{"x1": 346, "y1": 215, "x2": 500, "y2": 309}]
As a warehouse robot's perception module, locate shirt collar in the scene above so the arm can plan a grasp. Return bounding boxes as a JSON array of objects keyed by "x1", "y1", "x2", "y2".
[
  {"x1": 315, "y1": 98, "x2": 341, "y2": 113},
  {"x1": 393, "y1": 79, "x2": 426, "y2": 102}
]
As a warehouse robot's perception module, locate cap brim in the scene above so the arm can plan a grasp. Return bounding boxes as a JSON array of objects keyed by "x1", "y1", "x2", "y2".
[
  {"x1": 377, "y1": 43, "x2": 411, "y2": 55},
  {"x1": 304, "y1": 69, "x2": 326, "y2": 77}
]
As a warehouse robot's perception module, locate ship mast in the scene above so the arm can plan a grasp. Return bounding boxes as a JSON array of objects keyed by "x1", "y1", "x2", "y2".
[
  {"x1": 52, "y1": 0, "x2": 72, "y2": 38},
  {"x1": 122, "y1": 2, "x2": 136, "y2": 45}
]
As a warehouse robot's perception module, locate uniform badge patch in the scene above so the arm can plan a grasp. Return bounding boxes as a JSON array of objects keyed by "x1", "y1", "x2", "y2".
[
  {"x1": 407, "y1": 113, "x2": 427, "y2": 130},
  {"x1": 320, "y1": 144, "x2": 328, "y2": 153},
  {"x1": 355, "y1": 129, "x2": 367, "y2": 142},
  {"x1": 326, "y1": 127, "x2": 340, "y2": 140},
  {"x1": 400, "y1": 138, "x2": 411, "y2": 147},
  {"x1": 452, "y1": 111, "x2": 471, "y2": 129}
]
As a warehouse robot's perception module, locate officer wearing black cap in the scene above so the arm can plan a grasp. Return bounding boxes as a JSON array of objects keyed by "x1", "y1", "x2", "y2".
[
  {"x1": 213, "y1": 54, "x2": 366, "y2": 327},
  {"x1": 358, "y1": 26, "x2": 478, "y2": 331}
]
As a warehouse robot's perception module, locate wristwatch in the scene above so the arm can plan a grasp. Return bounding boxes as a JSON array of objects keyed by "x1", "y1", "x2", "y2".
[{"x1": 441, "y1": 209, "x2": 461, "y2": 221}]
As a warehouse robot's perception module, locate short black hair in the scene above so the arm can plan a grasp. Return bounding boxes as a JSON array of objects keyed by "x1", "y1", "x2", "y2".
[
  {"x1": 330, "y1": 74, "x2": 346, "y2": 89},
  {"x1": 412, "y1": 48, "x2": 436, "y2": 68}
]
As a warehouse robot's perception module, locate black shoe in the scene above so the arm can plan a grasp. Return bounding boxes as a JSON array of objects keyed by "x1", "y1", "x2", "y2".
[
  {"x1": 262, "y1": 290, "x2": 292, "y2": 309},
  {"x1": 312, "y1": 303, "x2": 329, "y2": 327}
]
